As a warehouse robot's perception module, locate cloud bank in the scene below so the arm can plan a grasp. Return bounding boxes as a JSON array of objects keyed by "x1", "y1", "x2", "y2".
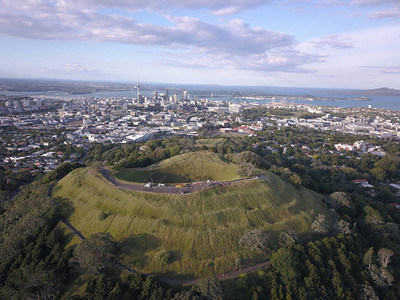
[{"x1": 0, "y1": 0, "x2": 323, "y2": 73}]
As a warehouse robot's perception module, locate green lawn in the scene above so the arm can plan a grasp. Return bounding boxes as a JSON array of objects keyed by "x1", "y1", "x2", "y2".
[
  {"x1": 54, "y1": 163, "x2": 331, "y2": 278},
  {"x1": 115, "y1": 152, "x2": 242, "y2": 183}
]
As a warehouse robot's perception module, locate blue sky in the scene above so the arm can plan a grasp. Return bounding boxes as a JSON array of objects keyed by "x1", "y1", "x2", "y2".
[{"x1": 0, "y1": 0, "x2": 399, "y2": 89}]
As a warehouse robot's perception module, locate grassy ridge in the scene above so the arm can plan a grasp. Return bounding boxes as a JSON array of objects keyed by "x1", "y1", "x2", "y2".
[
  {"x1": 115, "y1": 152, "x2": 242, "y2": 183},
  {"x1": 54, "y1": 164, "x2": 331, "y2": 278}
]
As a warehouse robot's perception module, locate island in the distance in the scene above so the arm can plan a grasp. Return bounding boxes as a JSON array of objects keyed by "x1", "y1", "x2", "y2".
[{"x1": 325, "y1": 87, "x2": 400, "y2": 97}]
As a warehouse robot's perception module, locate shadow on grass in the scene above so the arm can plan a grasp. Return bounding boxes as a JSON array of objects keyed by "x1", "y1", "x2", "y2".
[
  {"x1": 118, "y1": 234, "x2": 161, "y2": 269},
  {"x1": 54, "y1": 195, "x2": 76, "y2": 219},
  {"x1": 171, "y1": 250, "x2": 182, "y2": 263},
  {"x1": 117, "y1": 169, "x2": 190, "y2": 184}
]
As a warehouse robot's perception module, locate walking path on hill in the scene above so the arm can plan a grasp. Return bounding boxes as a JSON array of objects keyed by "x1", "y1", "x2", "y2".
[
  {"x1": 61, "y1": 218, "x2": 85, "y2": 241},
  {"x1": 97, "y1": 167, "x2": 262, "y2": 195},
  {"x1": 159, "y1": 261, "x2": 270, "y2": 285},
  {"x1": 60, "y1": 217, "x2": 270, "y2": 285}
]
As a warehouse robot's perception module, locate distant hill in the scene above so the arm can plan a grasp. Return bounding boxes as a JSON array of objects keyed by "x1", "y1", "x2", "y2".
[
  {"x1": 329, "y1": 87, "x2": 400, "y2": 96},
  {"x1": 359, "y1": 87, "x2": 400, "y2": 96},
  {"x1": 54, "y1": 152, "x2": 332, "y2": 278}
]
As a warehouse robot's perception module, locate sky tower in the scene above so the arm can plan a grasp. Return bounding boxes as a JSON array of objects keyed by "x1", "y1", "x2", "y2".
[{"x1": 136, "y1": 82, "x2": 140, "y2": 100}]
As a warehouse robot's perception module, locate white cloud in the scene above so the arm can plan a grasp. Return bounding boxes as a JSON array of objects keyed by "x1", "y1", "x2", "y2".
[
  {"x1": 311, "y1": 35, "x2": 354, "y2": 49},
  {"x1": 64, "y1": 63, "x2": 93, "y2": 73},
  {"x1": 68, "y1": 0, "x2": 271, "y2": 15},
  {"x1": 0, "y1": 0, "x2": 323, "y2": 73},
  {"x1": 160, "y1": 47, "x2": 324, "y2": 73},
  {"x1": 298, "y1": 25, "x2": 400, "y2": 88},
  {"x1": 370, "y1": 10, "x2": 400, "y2": 19},
  {"x1": 0, "y1": 1, "x2": 292, "y2": 54},
  {"x1": 362, "y1": 65, "x2": 400, "y2": 74},
  {"x1": 286, "y1": 0, "x2": 400, "y2": 19},
  {"x1": 213, "y1": 7, "x2": 241, "y2": 15},
  {"x1": 351, "y1": 0, "x2": 398, "y2": 5}
]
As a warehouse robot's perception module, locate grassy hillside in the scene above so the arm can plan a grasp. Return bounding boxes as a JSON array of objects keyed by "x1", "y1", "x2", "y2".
[
  {"x1": 115, "y1": 151, "x2": 242, "y2": 183},
  {"x1": 54, "y1": 164, "x2": 331, "y2": 278}
]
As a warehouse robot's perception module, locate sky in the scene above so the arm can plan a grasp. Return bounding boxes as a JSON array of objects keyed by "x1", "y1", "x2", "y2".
[{"x1": 0, "y1": 0, "x2": 399, "y2": 89}]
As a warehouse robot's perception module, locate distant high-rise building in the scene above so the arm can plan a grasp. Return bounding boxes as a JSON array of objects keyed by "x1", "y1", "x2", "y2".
[
  {"x1": 135, "y1": 82, "x2": 144, "y2": 103},
  {"x1": 182, "y1": 90, "x2": 189, "y2": 100}
]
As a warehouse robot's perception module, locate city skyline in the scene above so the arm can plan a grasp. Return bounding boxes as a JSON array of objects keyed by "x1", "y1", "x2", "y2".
[{"x1": 0, "y1": 0, "x2": 399, "y2": 89}]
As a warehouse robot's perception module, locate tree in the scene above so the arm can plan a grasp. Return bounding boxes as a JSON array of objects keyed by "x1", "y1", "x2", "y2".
[
  {"x1": 369, "y1": 264, "x2": 394, "y2": 287},
  {"x1": 337, "y1": 220, "x2": 351, "y2": 235},
  {"x1": 377, "y1": 248, "x2": 394, "y2": 268},
  {"x1": 24, "y1": 268, "x2": 60, "y2": 300},
  {"x1": 197, "y1": 277, "x2": 223, "y2": 300},
  {"x1": 288, "y1": 173, "x2": 302, "y2": 188},
  {"x1": 370, "y1": 166, "x2": 385, "y2": 181},
  {"x1": 330, "y1": 192, "x2": 351, "y2": 208},
  {"x1": 42, "y1": 162, "x2": 83, "y2": 183},
  {"x1": 270, "y1": 248, "x2": 301, "y2": 284},
  {"x1": 238, "y1": 162, "x2": 256, "y2": 177},
  {"x1": 235, "y1": 257, "x2": 242, "y2": 270},
  {"x1": 154, "y1": 250, "x2": 172, "y2": 271},
  {"x1": 379, "y1": 267, "x2": 394, "y2": 286},
  {"x1": 375, "y1": 187, "x2": 394, "y2": 203},
  {"x1": 239, "y1": 229, "x2": 269, "y2": 253},
  {"x1": 140, "y1": 275, "x2": 161, "y2": 299},
  {"x1": 278, "y1": 230, "x2": 300, "y2": 247},
  {"x1": 364, "y1": 206, "x2": 384, "y2": 227},
  {"x1": 385, "y1": 223, "x2": 400, "y2": 242},
  {"x1": 167, "y1": 145, "x2": 181, "y2": 157},
  {"x1": 107, "y1": 282, "x2": 123, "y2": 300},
  {"x1": 311, "y1": 214, "x2": 328, "y2": 235},
  {"x1": 363, "y1": 247, "x2": 374, "y2": 271},
  {"x1": 69, "y1": 233, "x2": 116, "y2": 277},
  {"x1": 360, "y1": 284, "x2": 378, "y2": 300}
]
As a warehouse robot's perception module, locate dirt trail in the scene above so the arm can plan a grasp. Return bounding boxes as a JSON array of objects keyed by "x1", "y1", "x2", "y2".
[{"x1": 159, "y1": 261, "x2": 270, "y2": 285}]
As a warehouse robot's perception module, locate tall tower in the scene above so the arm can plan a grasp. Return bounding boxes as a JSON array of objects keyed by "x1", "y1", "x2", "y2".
[{"x1": 136, "y1": 82, "x2": 140, "y2": 100}]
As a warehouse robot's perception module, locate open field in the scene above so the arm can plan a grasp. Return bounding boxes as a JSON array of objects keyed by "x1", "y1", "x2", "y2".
[
  {"x1": 54, "y1": 156, "x2": 331, "y2": 278},
  {"x1": 115, "y1": 151, "x2": 242, "y2": 183}
]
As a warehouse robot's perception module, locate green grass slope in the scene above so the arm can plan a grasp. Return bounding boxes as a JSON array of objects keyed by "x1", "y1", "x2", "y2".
[
  {"x1": 54, "y1": 167, "x2": 331, "y2": 278},
  {"x1": 115, "y1": 152, "x2": 242, "y2": 183}
]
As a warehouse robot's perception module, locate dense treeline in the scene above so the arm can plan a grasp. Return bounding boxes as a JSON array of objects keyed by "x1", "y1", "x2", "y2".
[
  {"x1": 0, "y1": 168, "x2": 36, "y2": 192},
  {"x1": 42, "y1": 162, "x2": 84, "y2": 183},
  {"x1": 84, "y1": 136, "x2": 184, "y2": 168},
  {"x1": 0, "y1": 183, "x2": 72, "y2": 298},
  {"x1": 226, "y1": 198, "x2": 400, "y2": 299},
  {"x1": 229, "y1": 233, "x2": 398, "y2": 300}
]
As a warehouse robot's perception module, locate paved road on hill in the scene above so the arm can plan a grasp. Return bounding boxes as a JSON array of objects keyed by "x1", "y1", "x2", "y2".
[
  {"x1": 60, "y1": 217, "x2": 270, "y2": 285},
  {"x1": 97, "y1": 167, "x2": 259, "y2": 195}
]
